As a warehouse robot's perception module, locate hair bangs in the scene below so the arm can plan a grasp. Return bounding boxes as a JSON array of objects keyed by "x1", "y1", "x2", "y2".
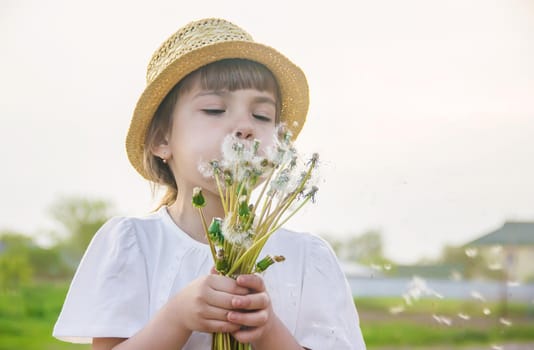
[{"x1": 198, "y1": 59, "x2": 279, "y2": 95}]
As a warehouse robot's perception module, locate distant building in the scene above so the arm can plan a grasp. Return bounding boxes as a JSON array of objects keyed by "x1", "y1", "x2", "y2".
[
  {"x1": 466, "y1": 222, "x2": 534, "y2": 283},
  {"x1": 392, "y1": 264, "x2": 464, "y2": 279},
  {"x1": 339, "y1": 260, "x2": 380, "y2": 278}
]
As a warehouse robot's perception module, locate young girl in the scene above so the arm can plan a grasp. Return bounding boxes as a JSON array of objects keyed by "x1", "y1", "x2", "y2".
[{"x1": 53, "y1": 18, "x2": 366, "y2": 350}]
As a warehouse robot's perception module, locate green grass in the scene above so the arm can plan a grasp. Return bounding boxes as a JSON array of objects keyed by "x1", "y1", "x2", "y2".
[
  {"x1": 0, "y1": 282, "x2": 90, "y2": 350},
  {"x1": 356, "y1": 296, "x2": 534, "y2": 317},
  {"x1": 1, "y1": 282, "x2": 533, "y2": 349},
  {"x1": 361, "y1": 319, "x2": 534, "y2": 347},
  {"x1": 356, "y1": 296, "x2": 534, "y2": 347}
]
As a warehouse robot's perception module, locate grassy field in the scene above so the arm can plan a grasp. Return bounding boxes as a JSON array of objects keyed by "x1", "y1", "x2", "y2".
[
  {"x1": 1, "y1": 282, "x2": 533, "y2": 349},
  {"x1": 357, "y1": 296, "x2": 534, "y2": 348},
  {"x1": 0, "y1": 282, "x2": 90, "y2": 350}
]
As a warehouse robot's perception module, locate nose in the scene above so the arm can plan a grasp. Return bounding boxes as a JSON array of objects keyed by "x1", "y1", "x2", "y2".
[{"x1": 233, "y1": 119, "x2": 254, "y2": 140}]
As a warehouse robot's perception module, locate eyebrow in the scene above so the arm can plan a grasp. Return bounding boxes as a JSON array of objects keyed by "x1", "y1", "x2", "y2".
[
  {"x1": 194, "y1": 90, "x2": 276, "y2": 106},
  {"x1": 194, "y1": 90, "x2": 227, "y2": 98},
  {"x1": 252, "y1": 96, "x2": 276, "y2": 107}
]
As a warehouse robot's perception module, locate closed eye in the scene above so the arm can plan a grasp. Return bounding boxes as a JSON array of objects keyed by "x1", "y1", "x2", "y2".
[
  {"x1": 202, "y1": 109, "x2": 225, "y2": 115},
  {"x1": 253, "y1": 114, "x2": 272, "y2": 122}
]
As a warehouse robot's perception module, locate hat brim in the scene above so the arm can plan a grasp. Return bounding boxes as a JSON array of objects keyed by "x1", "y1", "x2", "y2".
[{"x1": 126, "y1": 41, "x2": 309, "y2": 180}]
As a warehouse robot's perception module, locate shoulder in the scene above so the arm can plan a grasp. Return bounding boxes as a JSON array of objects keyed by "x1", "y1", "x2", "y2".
[
  {"x1": 93, "y1": 208, "x2": 169, "y2": 244},
  {"x1": 271, "y1": 228, "x2": 335, "y2": 254},
  {"x1": 101, "y1": 209, "x2": 166, "y2": 234},
  {"x1": 266, "y1": 228, "x2": 340, "y2": 274},
  {"x1": 84, "y1": 209, "x2": 170, "y2": 265}
]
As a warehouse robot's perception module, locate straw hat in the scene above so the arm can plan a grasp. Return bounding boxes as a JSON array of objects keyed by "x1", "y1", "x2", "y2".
[{"x1": 126, "y1": 18, "x2": 309, "y2": 179}]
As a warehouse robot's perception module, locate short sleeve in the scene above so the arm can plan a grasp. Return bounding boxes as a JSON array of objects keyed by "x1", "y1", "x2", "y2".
[
  {"x1": 294, "y1": 235, "x2": 366, "y2": 349},
  {"x1": 53, "y1": 217, "x2": 149, "y2": 343}
]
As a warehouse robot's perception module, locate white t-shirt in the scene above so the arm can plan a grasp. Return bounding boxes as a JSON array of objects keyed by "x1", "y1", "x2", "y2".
[{"x1": 53, "y1": 206, "x2": 366, "y2": 349}]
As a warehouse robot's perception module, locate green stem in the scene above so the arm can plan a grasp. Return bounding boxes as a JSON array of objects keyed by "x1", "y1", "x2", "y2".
[
  {"x1": 214, "y1": 172, "x2": 227, "y2": 215},
  {"x1": 198, "y1": 208, "x2": 217, "y2": 260},
  {"x1": 251, "y1": 166, "x2": 277, "y2": 221}
]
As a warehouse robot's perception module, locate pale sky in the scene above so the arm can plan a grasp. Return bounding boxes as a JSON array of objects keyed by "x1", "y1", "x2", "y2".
[{"x1": 1, "y1": 0, "x2": 533, "y2": 264}]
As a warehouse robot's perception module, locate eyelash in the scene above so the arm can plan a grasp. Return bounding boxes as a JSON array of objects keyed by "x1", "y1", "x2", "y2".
[
  {"x1": 253, "y1": 114, "x2": 272, "y2": 122},
  {"x1": 202, "y1": 109, "x2": 225, "y2": 115},
  {"x1": 202, "y1": 109, "x2": 272, "y2": 122}
]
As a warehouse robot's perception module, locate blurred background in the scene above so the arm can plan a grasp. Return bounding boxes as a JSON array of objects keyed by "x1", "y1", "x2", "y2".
[{"x1": 1, "y1": 0, "x2": 533, "y2": 349}]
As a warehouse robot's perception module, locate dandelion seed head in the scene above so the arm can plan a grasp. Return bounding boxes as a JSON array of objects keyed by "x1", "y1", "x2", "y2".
[
  {"x1": 306, "y1": 185, "x2": 319, "y2": 203},
  {"x1": 252, "y1": 139, "x2": 260, "y2": 155},
  {"x1": 221, "y1": 215, "x2": 252, "y2": 246},
  {"x1": 198, "y1": 161, "x2": 214, "y2": 178},
  {"x1": 220, "y1": 135, "x2": 259, "y2": 168},
  {"x1": 491, "y1": 345, "x2": 503, "y2": 350},
  {"x1": 483, "y1": 307, "x2": 491, "y2": 315},
  {"x1": 270, "y1": 168, "x2": 292, "y2": 193}
]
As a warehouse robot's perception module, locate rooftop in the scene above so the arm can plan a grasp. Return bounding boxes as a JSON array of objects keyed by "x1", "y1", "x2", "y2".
[{"x1": 466, "y1": 222, "x2": 534, "y2": 246}]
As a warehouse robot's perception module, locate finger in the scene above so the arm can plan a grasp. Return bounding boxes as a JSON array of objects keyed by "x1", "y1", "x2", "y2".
[
  {"x1": 231, "y1": 325, "x2": 264, "y2": 344},
  {"x1": 227, "y1": 309, "x2": 269, "y2": 328},
  {"x1": 197, "y1": 303, "x2": 232, "y2": 321},
  {"x1": 205, "y1": 287, "x2": 236, "y2": 310},
  {"x1": 208, "y1": 275, "x2": 249, "y2": 295},
  {"x1": 204, "y1": 319, "x2": 242, "y2": 334},
  {"x1": 235, "y1": 274, "x2": 265, "y2": 292},
  {"x1": 231, "y1": 292, "x2": 269, "y2": 310}
]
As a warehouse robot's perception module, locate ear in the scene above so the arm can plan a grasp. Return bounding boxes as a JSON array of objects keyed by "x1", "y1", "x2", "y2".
[{"x1": 151, "y1": 138, "x2": 171, "y2": 161}]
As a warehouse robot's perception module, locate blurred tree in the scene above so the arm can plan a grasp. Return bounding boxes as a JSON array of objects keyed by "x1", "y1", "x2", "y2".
[
  {"x1": 438, "y1": 244, "x2": 503, "y2": 280},
  {"x1": 323, "y1": 230, "x2": 391, "y2": 266},
  {"x1": 29, "y1": 245, "x2": 72, "y2": 279},
  {"x1": 0, "y1": 231, "x2": 72, "y2": 283},
  {"x1": 48, "y1": 196, "x2": 114, "y2": 268},
  {"x1": 0, "y1": 254, "x2": 33, "y2": 291},
  {"x1": 0, "y1": 232, "x2": 34, "y2": 290}
]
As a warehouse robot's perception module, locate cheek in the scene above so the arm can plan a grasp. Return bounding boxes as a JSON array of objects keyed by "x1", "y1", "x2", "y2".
[
  {"x1": 257, "y1": 127, "x2": 276, "y2": 151},
  {"x1": 176, "y1": 130, "x2": 226, "y2": 164}
]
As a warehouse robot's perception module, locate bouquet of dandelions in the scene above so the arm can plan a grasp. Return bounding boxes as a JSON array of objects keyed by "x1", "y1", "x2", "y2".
[{"x1": 191, "y1": 126, "x2": 319, "y2": 350}]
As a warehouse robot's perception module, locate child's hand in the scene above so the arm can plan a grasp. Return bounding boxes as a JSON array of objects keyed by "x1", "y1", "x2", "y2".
[
  {"x1": 170, "y1": 273, "x2": 249, "y2": 334},
  {"x1": 226, "y1": 274, "x2": 277, "y2": 345}
]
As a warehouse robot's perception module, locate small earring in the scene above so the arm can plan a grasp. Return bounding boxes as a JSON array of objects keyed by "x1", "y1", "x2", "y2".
[{"x1": 161, "y1": 151, "x2": 169, "y2": 164}]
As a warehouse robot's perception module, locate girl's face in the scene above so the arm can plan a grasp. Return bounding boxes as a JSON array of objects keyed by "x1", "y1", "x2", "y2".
[{"x1": 164, "y1": 77, "x2": 277, "y2": 195}]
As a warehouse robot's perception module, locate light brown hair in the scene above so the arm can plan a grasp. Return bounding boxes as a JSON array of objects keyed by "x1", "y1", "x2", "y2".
[{"x1": 142, "y1": 59, "x2": 281, "y2": 208}]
